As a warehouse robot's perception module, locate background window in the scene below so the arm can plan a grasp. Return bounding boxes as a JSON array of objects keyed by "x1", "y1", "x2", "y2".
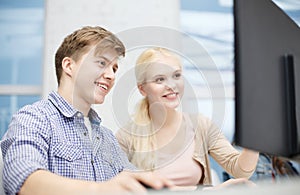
[{"x1": 0, "y1": 0, "x2": 44, "y2": 138}]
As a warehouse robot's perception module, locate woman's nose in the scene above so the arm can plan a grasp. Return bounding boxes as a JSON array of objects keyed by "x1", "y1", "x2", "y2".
[{"x1": 165, "y1": 79, "x2": 176, "y2": 90}]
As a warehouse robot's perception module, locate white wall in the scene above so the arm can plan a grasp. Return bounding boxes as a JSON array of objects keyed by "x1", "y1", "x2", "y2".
[{"x1": 43, "y1": 0, "x2": 180, "y2": 132}]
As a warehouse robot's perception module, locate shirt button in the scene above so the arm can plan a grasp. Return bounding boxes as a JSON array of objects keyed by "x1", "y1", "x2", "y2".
[
  {"x1": 77, "y1": 112, "x2": 82, "y2": 117},
  {"x1": 96, "y1": 136, "x2": 100, "y2": 140},
  {"x1": 83, "y1": 132, "x2": 87, "y2": 136},
  {"x1": 91, "y1": 160, "x2": 94, "y2": 164}
]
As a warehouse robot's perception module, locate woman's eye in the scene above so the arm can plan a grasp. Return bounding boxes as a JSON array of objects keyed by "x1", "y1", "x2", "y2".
[
  {"x1": 174, "y1": 73, "x2": 181, "y2": 79},
  {"x1": 155, "y1": 77, "x2": 165, "y2": 84}
]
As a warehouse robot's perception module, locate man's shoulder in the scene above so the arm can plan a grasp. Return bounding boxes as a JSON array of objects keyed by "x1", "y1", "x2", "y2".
[
  {"x1": 100, "y1": 125, "x2": 115, "y2": 137},
  {"x1": 17, "y1": 98, "x2": 55, "y2": 116},
  {"x1": 10, "y1": 96, "x2": 62, "y2": 126}
]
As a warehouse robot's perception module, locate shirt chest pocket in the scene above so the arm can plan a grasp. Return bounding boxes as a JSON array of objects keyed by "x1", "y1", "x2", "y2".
[
  {"x1": 53, "y1": 142, "x2": 82, "y2": 161},
  {"x1": 51, "y1": 142, "x2": 84, "y2": 177}
]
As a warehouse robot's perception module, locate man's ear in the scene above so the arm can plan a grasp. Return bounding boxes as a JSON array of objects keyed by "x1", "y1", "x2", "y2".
[
  {"x1": 61, "y1": 57, "x2": 74, "y2": 77},
  {"x1": 138, "y1": 84, "x2": 147, "y2": 97}
]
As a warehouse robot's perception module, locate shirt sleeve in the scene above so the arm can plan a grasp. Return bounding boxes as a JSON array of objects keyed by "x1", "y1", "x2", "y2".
[
  {"x1": 102, "y1": 126, "x2": 136, "y2": 171},
  {"x1": 1, "y1": 105, "x2": 50, "y2": 195}
]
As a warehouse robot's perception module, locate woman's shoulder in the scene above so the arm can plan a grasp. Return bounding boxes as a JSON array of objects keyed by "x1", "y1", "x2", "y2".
[
  {"x1": 117, "y1": 120, "x2": 139, "y2": 134},
  {"x1": 116, "y1": 120, "x2": 151, "y2": 139},
  {"x1": 183, "y1": 112, "x2": 212, "y2": 125},
  {"x1": 183, "y1": 112, "x2": 217, "y2": 137}
]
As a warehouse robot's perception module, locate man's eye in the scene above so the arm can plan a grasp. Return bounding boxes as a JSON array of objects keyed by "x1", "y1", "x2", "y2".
[
  {"x1": 96, "y1": 60, "x2": 106, "y2": 66},
  {"x1": 113, "y1": 66, "x2": 118, "y2": 73},
  {"x1": 100, "y1": 61, "x2": 106, "y2": 66}
]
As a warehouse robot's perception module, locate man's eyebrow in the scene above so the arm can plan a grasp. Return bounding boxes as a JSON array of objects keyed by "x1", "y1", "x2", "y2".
[
  {"x1": 95, "y1": 55, "x2": 119, "y2": 63},
  {"x1": 95, "y1": 55, "x2": 109, "y2": 61}
]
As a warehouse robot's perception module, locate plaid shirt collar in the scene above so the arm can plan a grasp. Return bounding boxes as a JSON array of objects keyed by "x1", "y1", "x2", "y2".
[{"x1": 48, "y1": 91, "x2": 101, "y2": 125}]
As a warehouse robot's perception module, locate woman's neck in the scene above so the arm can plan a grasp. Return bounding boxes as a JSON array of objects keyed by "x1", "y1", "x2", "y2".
[{"x1": 149, "y1": 105, "x2": 185, "y2": 151}]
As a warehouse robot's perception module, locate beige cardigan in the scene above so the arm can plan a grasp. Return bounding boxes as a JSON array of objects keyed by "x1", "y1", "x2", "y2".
[{"x1": 116, "y1": 114, "x2": 255, "y2": 185}]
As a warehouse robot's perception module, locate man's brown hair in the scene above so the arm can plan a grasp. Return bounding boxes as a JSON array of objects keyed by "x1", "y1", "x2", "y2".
[{"x1": 55, "y1": 26, "x2": 125, "y2": 85}]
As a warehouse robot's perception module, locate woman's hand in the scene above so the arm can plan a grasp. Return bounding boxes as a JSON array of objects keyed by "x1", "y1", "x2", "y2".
[{"x1": 203, "y1": 178, "x2": 256, "y2": 191}]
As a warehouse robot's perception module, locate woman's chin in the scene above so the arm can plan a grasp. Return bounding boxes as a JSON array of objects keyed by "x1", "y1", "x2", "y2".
[{"x1": 164, "y1": 102, "x2": 180, "y2": 109}]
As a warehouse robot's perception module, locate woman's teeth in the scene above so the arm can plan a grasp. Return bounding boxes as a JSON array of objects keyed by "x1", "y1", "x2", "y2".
[{"x1": 164, "y1": 93, "x2": 177, "y2": 98}]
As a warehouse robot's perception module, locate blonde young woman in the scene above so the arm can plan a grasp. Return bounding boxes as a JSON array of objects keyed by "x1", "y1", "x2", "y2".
[{"x1": 116, "y1": 47, "x2": 259, "y2": 188}]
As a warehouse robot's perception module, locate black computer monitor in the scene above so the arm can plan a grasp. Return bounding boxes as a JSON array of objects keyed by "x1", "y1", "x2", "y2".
[{"x1": 234, "y1": 0, "x2": 300, "y2": 160}]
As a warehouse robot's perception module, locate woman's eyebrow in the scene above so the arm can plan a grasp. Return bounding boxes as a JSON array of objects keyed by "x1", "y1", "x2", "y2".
[
  {"x1": 154, "y1": 73, "x2": 164, "y2": 76},
  {"x1": 151, "y1": 74, "x2": 165, "y2": 78}
]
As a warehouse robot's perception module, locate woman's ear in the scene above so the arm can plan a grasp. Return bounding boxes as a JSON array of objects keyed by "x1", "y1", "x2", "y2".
[
  {"x1": 138, "y1": 84, "x2": 147, "y2": 97},
  {"x1": 61, "y1": 57, "x2": 74, "y2": 77}
]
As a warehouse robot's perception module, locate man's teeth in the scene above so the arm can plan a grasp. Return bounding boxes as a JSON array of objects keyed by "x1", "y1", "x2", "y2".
[
  {"x1": 96, "y1": 83, "x2": 108, "y2": 90},
  {"x1": 100, "y1": 85, "x2": 108, "y2": 90}
]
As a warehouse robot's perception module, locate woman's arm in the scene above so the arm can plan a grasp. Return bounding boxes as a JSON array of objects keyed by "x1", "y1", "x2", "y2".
[
  {"x1": 237, "y1": 148, "x2": 259, "y2": 173},
  {"x1": 200, "y1": 115, "x2": 259, "y2": 178}
]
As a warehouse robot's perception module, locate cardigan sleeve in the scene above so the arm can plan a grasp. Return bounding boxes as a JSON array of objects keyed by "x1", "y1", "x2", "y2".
[
  {"x1": 115, "y1": 127, "x2": 132, "y2": 160},
  {"x1": 197, "y1": 115, "x2": 255, "y2": 179}
]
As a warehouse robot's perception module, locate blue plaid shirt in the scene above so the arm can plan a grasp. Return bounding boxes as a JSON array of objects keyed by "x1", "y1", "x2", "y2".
[{"x1": 1, "y1": 91, "x2": 134, "y2": 195}]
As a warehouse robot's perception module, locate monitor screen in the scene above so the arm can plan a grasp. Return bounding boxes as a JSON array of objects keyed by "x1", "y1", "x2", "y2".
[{"x1": 234, "y1": 0, "x2": 300, "y2": 159}]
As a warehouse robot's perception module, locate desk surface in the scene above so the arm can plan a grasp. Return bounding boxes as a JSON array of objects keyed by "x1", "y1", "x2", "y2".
[{"x1": 147, "y1": 178, "x2": 300, "y2": 195}]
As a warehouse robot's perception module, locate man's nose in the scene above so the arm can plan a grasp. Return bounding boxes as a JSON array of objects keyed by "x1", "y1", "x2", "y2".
[{"x1": 103, "y1": 66, "x2": 115, "y2": 80}]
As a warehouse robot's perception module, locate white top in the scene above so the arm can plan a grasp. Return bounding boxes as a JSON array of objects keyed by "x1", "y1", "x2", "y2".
[{"x1": 84, "y1": 117, "x2": 92, "y2": 141}]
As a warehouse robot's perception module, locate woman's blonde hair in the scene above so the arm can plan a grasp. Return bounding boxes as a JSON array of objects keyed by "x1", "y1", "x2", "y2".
[{"x1": 127, "y1": 47, "x2": 182, "y2": 170}]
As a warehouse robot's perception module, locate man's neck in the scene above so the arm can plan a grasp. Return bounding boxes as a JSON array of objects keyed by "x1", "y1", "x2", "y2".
[{"x1": 57, "y1": 85, "x2": 90, "y2": 116}]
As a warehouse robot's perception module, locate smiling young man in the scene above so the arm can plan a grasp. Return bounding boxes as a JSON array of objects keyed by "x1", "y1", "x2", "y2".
[{"x1": 1, "y1": 26, "x2": 172, "y2": 195}]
